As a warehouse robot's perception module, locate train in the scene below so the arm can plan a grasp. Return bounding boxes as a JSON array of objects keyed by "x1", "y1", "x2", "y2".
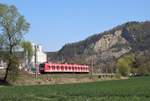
[{"x1": 39, "y1": 62, "x2": 90, "y2": 73}]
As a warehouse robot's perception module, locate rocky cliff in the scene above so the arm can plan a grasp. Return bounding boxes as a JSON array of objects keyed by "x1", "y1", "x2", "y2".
[{"x1": 47, "y1": 21, "x2": 150, "y2": 73}]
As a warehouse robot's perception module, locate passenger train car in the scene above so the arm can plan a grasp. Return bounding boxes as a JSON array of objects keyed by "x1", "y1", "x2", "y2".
[{"x1": 39, "y1": 62, "x2": 89, "y2": 73}]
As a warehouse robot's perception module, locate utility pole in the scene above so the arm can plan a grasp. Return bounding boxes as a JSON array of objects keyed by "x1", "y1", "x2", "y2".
[
  {"x1": 61, "y1": 55, "x2": 63, "y2": 63},
  {"x1": 90, "y1": 56, "x2": 94, "y2": 79},
  {"x1": 34, "y1": 45, "x2": 38, "y2": 78}
]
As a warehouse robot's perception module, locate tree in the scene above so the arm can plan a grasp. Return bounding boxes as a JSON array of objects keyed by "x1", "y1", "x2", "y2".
[
  {"x1": 0, "y1": 37, "x2": 3, "y2": 49},
  {"x1": 21, "y1": 40, "x2": 33, "y2": 71},
  {"x1": 132, "y1": 51, "x2": 150, "y2": 75},
  {"x1": 0, "y1": 4, "x2": 29, "y2": 81},
  {"x1": 116, "y1": 54, "x2": 134, "y2": 76}
]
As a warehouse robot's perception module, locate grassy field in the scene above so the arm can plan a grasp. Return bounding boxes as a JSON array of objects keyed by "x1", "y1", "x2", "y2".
[{"x1": 0, "y1": 76, "x2": 150, "y2": 101}]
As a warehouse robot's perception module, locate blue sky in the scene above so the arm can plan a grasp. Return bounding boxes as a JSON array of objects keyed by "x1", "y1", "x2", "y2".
[{"x1": 1, "y1": 0, "x2": 150, "y2": 51}]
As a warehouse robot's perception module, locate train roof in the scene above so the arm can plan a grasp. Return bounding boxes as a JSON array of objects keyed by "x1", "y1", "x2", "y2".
[{"x1": 43, "y1": 62, "x2": 89, "y2": 67}]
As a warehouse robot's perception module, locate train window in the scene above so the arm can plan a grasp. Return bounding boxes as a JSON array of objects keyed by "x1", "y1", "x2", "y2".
[
  {"x1": 39, "y1": 64, "x2": 43, "y2": 67},
  {"x1": 39, "y1": 64, "x2": 45, "y2": 69},
  {"x1": 57, "y1": 66, "x2": 59, "y2": 70},
  {"x1": 52, "y1": 66, "x2": 55, "y2": 70}
]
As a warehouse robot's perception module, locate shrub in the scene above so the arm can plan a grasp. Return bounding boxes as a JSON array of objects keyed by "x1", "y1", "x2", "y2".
[{"x1": 116, "y1": 54, "x2": 134, "y2": 76}]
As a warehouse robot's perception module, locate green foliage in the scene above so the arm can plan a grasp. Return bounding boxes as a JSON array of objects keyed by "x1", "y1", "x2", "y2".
[
  {"x1": 21, "y1": 40, "x2": 33, "y2": 69},
  {"x1": 0, "y1": 36, "x2": 4, "y2": 48},
  {"x1": 116, "y1": 54, "x2": 134, "y2": 76},
  {"x1": 0, "y1": 77, "x2": 150, "y2": 101},
  {"x1": 0, "y1": 4, "x2": 29, "y2": 49},
  {"x1": 132, "y1": 51, "x2": 150, "y2": 75},
  {"x1": 0, "y1": 3, "x2": 29, "y2": 81},
  {"x1": 126, "y1": 22, "x2": 143, "y2": 31}
]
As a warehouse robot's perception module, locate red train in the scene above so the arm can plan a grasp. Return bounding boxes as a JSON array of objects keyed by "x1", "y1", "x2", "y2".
[{"x1": 39, "y1": 62, "x2": 89, "y2": 73}]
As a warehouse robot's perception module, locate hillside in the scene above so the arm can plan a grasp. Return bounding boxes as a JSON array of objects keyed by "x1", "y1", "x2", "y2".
[{"x1": 47, "y1": 21, "x2": 150, "y2": 74}]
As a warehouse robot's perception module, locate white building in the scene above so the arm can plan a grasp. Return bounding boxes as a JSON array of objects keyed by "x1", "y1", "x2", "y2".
[{"x1": 31, "y1": 44, "x2": 47, "y2": 65}]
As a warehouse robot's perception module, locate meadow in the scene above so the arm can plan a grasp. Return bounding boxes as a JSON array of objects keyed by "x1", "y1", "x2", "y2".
[{"x1": 0, "y1": 76, "x2": 150, "y2": 101}]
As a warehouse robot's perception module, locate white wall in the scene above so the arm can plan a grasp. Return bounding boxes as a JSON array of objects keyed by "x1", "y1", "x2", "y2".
[
  {"x1": 0, "y1": 59, "x2": 6, "y2": 69},
  {"x1": 31, "y1": 44, "x2": 47, "y2": 67}
]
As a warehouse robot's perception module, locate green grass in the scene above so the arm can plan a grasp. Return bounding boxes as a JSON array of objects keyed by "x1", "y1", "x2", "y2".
[{"x1": 0, "y1": 76, "x2": 150, "y2": 101}]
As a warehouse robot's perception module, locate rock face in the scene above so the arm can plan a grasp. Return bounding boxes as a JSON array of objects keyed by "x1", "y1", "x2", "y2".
[
  {"x1": 94, "y1": 30, "x2": 127, "y2": 52},
  {"x1": 47, "y1": 21, "x2": 150, "y2": 72}
]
